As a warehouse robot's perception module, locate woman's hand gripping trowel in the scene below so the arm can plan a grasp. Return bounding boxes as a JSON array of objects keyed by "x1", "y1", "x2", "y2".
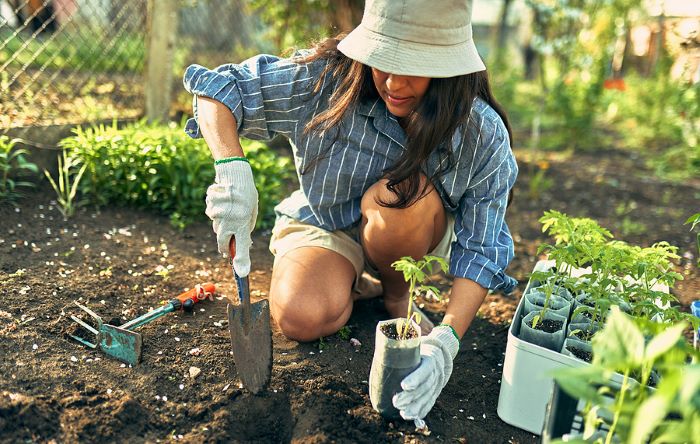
[{"x1": 227, "y1": 237, "x2": 272, "y2": 394}]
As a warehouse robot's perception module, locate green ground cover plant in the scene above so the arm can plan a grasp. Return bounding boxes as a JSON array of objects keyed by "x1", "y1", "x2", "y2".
[
  {"x1": 59, "y1": 121, "x2": 294, "y2": 229},
  {"x1": 0, "y1": 135, "x2": 38, "y2": 204}
]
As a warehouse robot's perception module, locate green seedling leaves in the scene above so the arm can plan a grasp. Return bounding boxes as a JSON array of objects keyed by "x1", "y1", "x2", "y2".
[
  {"x1": 644, "y1": 322, "x2": 687, "y2": 364},
  {"x1": 552, "y1": 366, "x2": 608, "y2": 405},
  {"x1": 390, "y1": 255, "x2": 448, "y2": 340},
  {"x1": 592, "y1": 308, "x2": 644, "y2": 369}
]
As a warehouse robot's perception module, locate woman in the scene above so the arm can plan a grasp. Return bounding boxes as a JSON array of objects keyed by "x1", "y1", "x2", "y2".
[{"x1": 184, "y1": 0, "x2": 517, "y2": 422}]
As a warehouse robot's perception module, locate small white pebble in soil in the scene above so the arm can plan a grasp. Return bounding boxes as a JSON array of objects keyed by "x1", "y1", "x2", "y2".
[
  {"x1": 32, "y1": 344, "x2": 38, "y2": 350},
  {"x1": 155, "y1": 395, "x2": 161, "y2": 400},
  {"x1": 70, "y1": 356, "x2": 78, "y2": 362},
  {"x1": 309, "y1": 351, "x2": 314, "y2": 355},
  {"x1": 459, "y1": 409, "x2": 464, "y2": 413},
  {"x1": 189, "y1": 366, "x2": 201, "y2": 379},
  {"x1": 179, "y1": 384, "x2": 184, "y2": 390},
  {"x1": 175, "y1": 337, "x2": 181, "y2": 342},
  {"x1": 121, "y1": 364, "x2": 126, "y2": 368},
  {"x1": 157, "y1": 351, "x2": 163, "y2": 355},
  {"x1": 189, "y1": 348, "x2": 201, "y2": 356},
  {"x1": 468, "y1": 416, "x2": 474, "y2": 420},
  {"x1": 222, "y1": 384, "x2": 230, "y2": 392},
  {"x1": 162, "y1": 396, "x2": 168, "y2": 402},
  {"x1": 483, "y1": 413, "x2": 487, "y2": 419},
  {"x1": 107, "y1": 389, "x2": 113, "y2": 395}
]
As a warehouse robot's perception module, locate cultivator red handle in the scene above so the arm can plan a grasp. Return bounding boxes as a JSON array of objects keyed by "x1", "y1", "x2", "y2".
[{"x1": 174, "y1": 283, "x2": 216, "y2": 312}]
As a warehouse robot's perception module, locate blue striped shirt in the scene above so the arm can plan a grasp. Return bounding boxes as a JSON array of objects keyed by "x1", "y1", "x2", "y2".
[{"x1": 183, "y1": 53, "x2": 518, "y2": 292}]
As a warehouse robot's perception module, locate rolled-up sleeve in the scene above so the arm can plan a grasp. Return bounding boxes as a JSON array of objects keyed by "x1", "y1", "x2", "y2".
[
  {"x1": 450, "y1": 120, "x2": 518, "y2": 293},
  {"x1": 182, "y1": 53, "x2": 320, "y2": 141}
]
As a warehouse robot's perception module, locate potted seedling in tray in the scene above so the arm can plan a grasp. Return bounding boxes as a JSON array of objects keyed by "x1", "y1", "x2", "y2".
[
  {"x1": 369, "y1": 254, "x2": 448, "y2": 419},
  {"x1": 520, "y1": 269, "x2": 572, "y2": 352},
  {"x1": 544, "y1": 308, "x2": 700, "y2": 443}
]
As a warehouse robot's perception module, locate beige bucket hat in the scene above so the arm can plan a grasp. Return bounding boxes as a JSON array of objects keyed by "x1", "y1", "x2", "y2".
[{"x1": 337, "y1": 0, "x2": 486, "y2": 78}]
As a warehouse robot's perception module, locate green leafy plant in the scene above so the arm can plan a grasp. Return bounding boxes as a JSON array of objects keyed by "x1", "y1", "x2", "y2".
[
  {"x1": 0, "y1": 136, "x2": 38, "y2": 204},
  {"x1": 552, "y1": 308, "x2": 700, "y2": 443},
  {"x1": 533, "y1": 210, "x2": 694, "y2": 336},
  {"x1": 43, "y1": 149, "x2": 87, "y2": 219},
  {"x1": 391, "y1": 255, "x2": 448, "y2": 340},
  {"x1": 59, "y1": 121, "x2": 294, "y2": 229},
  {"x1": 336, "y1": 326, "x2": 351, "y2": 341}
]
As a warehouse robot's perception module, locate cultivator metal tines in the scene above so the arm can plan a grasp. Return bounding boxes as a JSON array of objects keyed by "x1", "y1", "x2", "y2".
[
  {"x1": 70, "y1": 301, "x2": 144, "y2": 365},
  {"x1": 68, "y1": 283, "x2": 216, "y2": 366}
]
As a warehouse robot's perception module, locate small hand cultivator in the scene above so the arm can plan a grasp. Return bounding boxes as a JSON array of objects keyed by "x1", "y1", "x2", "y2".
[{"x1": 69, "y1": 283, "x2": 216, "y2": 366}]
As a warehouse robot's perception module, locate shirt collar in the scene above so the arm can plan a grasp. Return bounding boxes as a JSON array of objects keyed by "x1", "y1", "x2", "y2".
[{"x1": 357, "y1": 98, "x2": 406, "y2": 148}]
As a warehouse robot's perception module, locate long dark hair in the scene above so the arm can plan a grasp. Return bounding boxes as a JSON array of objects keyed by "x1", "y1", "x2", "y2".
[{"x1": 297, "y1": 36, "x2": 513, "y2": 209}]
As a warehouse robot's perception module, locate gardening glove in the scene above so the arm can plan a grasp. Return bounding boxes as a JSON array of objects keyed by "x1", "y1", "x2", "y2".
[
  {"x1": 205, "y1": 160, "x2": 258, "y2": 277},
  {"x1": 392, "y1": 325, "x2": 460, "y2": 420}
]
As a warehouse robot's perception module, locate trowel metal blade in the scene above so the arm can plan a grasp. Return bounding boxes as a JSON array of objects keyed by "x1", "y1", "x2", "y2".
[
  {"x1": 100, "y1": 324, "x2": 143, "y2": 366},
  {"x1": 228, "y1": 300, "x2": 272, "y2": 394}
]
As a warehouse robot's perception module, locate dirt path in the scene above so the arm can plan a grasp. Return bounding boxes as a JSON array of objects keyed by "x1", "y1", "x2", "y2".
[{"x1": 1, "y1": 148, "x2": 697, "y2": 443}]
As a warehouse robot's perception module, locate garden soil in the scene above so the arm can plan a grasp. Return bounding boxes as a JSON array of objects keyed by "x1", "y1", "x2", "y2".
[{"x1": 1, "y1": 148, "x2": 698, "y2": 443}]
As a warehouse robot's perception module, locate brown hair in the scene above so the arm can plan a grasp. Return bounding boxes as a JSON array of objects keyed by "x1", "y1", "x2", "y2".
[{"x1": 297, "y1": 36, "x2": 513, "y2": 208}]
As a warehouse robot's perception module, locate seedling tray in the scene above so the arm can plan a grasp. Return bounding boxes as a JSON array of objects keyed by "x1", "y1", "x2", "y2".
[{"x1": 496, "y1": 260, "x2": 647, "y2": 435}]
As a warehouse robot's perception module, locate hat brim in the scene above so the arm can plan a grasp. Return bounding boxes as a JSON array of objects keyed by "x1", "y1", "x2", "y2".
[{"x1": 337, "y1": 25, "x2": 486, "y2": 78}]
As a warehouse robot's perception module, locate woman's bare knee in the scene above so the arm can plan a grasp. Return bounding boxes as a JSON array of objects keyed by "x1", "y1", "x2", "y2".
[{"x1": 271, "y1": 293, "x2": 351, "y2": 342}]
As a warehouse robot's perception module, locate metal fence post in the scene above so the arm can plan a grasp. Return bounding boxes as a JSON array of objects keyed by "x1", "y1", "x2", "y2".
[{"x1": 145, "y1": 0, "x2": 179, "y2": 123}]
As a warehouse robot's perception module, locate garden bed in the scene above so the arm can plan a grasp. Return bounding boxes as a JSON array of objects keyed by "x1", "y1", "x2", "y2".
[{"x1": 1, "y1": 148, "x2": 698, "y2": 443}]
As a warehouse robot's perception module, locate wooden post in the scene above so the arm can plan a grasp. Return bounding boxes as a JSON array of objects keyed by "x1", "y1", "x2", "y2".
[{"x1": 145, "y1": 0, "x2": 178, "y2": 123}]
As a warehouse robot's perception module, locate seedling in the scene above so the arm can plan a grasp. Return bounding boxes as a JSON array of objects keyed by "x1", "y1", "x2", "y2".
[
  {"x1": 391, "y1": 255, "x2": 448, "y2": 340},
  {"x1": 44, "y1": 149, "x2": 87, "y2": 219},
  {"x1": 0, "y1": 135, "x2": 38, "y2": 204},
  {"x1": 553, "y1": 308, "x2": 700, "y2": 443}
]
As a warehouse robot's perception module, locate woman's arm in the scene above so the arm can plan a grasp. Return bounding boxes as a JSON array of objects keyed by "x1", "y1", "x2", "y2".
[
  {"x1": 441, "y1": 277, "x2": 487, "y2": 339},
  {"x1": 196, "y1": 96, "x2": 245, "y2": 160}
]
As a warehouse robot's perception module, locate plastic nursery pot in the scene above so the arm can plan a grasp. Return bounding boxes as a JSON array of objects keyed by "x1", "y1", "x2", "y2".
[
  {"x1": 519, "y1": 310, "x2": 567, "y2": 352},
  {"x1": 522, "y1": 289, "x2": 572, "y2": 319},
  {"x1": 369, "y1": 319, "x2": 421, "y2": 419},
  {"x1": 566, "y1": 322, "x2": 599, "y2": 343},
  {"x1": 571, "y1": 293, "x2": 595, "y2": 323},
  {"x1": 560, "y1": 338, "x2": 592, "y2": 363}
]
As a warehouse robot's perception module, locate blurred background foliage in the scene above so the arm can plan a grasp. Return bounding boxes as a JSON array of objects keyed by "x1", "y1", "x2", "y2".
[{"x1": 1, "y1": 0, "x2": 698, "y2": 211}]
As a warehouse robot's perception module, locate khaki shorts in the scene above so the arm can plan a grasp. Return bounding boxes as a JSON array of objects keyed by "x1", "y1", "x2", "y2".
[{"x1": 269, "y1": 214, "x2": 455, "y2": 290}]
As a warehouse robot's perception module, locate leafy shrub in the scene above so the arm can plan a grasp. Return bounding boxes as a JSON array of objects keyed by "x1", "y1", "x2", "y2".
[
  {"x1": 59, "y1": 121, "x2": 294, "y2": 229},
  {"x1": 0, "y1": 135, "x2": 38, "y2": 204}
]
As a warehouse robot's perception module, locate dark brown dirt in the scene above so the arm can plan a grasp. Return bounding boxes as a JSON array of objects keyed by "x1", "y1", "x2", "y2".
[
  {"x1": 1, "y1": 147, "x2": 698, "y2": 443},
  {"x1": 569, "y1": 347, "x2": 593, "y2": 363},
  {"x1": 528, "y1": 318, "x2": 563, "y2": 334}
]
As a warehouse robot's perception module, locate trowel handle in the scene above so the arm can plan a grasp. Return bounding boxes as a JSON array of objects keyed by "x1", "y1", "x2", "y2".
[
  {"x1": 173, "y1": 283, "x2": 216, "y2": 312},
  {"x1": 233, "y1": 270, "x2": 251, "y2": 307}
]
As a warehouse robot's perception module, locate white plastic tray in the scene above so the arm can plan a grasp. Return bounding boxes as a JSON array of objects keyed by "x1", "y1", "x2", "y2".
[{"x1": 496, "y1": 260, "x2": 665, "y2": 435}]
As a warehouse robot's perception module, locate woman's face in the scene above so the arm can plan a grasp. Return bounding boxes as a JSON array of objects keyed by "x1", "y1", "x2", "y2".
[{"x1": 371, "y1": 68, "x2": 431, "y2": 119}]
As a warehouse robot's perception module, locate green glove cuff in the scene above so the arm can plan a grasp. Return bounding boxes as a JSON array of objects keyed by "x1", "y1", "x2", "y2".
[{"x1": 214, "y1": 156, "x2": 249, "y2": 165}]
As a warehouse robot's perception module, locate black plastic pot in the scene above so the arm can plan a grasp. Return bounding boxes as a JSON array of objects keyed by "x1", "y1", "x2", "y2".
[{"x1": 368, "y1": 319, "x2": 421, "y2": 419}]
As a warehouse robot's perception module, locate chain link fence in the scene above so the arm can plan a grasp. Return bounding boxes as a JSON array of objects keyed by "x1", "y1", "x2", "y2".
[{"x1": 0, "y1": 0, "x2": 257, "y2": 147}]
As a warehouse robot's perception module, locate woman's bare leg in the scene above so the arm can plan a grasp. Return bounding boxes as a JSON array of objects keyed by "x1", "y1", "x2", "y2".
[
  {"x1": 269, "y1": 247, "x2": 355, "y2": 342},
  {"x1": 360, "y1": 176, "x2": 447, "y2": 334}
]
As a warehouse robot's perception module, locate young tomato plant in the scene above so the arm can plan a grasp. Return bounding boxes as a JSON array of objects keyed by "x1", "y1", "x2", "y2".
[
  {"x1": 553, "y1": 308, "x2": 700, "y2": 443},
  {"x1": 391, "y1": 255, "x2": 448, "y2": 340}
]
